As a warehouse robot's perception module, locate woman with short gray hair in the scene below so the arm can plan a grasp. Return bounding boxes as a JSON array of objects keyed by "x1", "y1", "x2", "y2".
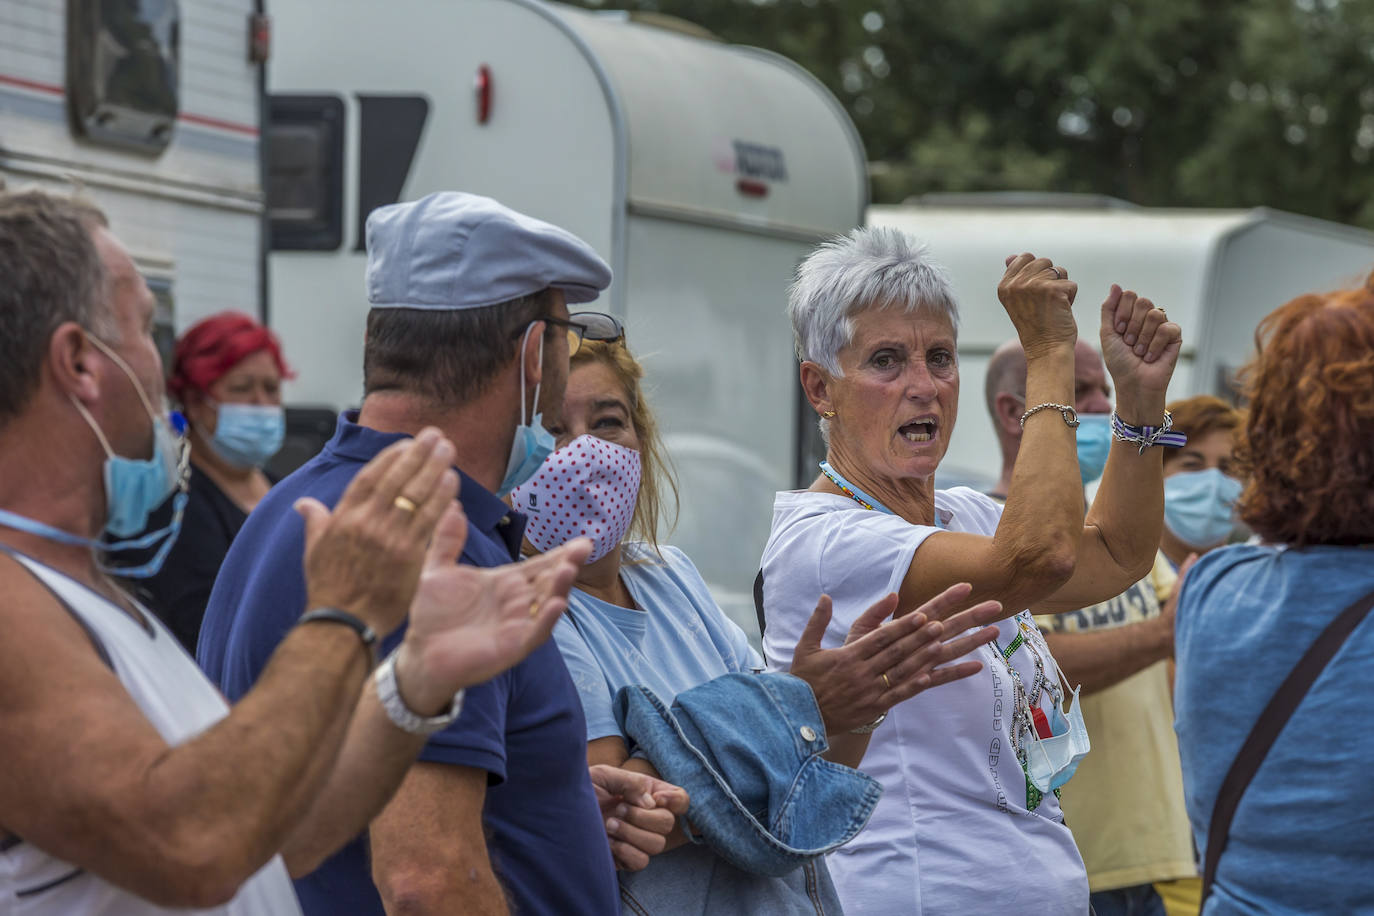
[{"x1": 760, "y1": 227, "x2": 1185, "y2": 915}]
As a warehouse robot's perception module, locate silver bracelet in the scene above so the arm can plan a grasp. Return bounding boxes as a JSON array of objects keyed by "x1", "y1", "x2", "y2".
[
  {"x1": 850, "y1": 711, "x2": 887, "y2": 735},
  {"x1": 1019, "y1": 402, "x2": 1080, "y2": 429},
  {"x1": 374, "y1": 651, "x2": 463, "y2": 735}
]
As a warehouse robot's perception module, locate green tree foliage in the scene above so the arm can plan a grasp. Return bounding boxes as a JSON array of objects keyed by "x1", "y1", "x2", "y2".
[{"x1": 566, "y1": 0, "x2": 1374, "y2": 227}]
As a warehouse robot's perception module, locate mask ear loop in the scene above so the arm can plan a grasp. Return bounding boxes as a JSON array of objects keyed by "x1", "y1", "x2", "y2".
[
  {"x1": 68, "y1": 394, "x2": 117, "y2": 459},
  {"x1": 83, "y1": 332, "x2": 165, "y2": 422},
  {"x1": 517, "y1": 321, "x2": 547, "y2": 428}
]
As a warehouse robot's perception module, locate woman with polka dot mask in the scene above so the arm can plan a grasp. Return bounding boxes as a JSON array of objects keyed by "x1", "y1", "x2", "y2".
[{"x1": 516, "y1": 327, "x2": 1002, "y2": 913}]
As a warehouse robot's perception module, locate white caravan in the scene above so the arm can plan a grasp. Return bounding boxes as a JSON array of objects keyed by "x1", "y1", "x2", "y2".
[
  {"x1": 0, "y1": 0, "x2": 266, "y2": 359},
  {"x1": 869, "y1": 196, "x2": 1374, "y2": 487},
  {"x1": 264, "y1": 0, "x2": 867, "y2": 632}
]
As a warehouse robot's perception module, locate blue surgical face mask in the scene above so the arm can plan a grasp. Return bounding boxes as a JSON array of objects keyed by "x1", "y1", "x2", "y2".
[
  {"x1": 1075, "y1": 413, "x2": 1112, "y2": 486},
  {"x1": 1027, "y1": 680, "x2": 1091, "y2": 793},
  {"x1": 1163, "y1": 467, "x2": 1243, "y2": 549},
  {"x1": 0, "y1": 333, "x2": 190, "y2": 578},
  {"x1": 207, "y1": 401, "x2": 285, "y2": 469},
  {"x1": 496, "y1": 323, "x2": 556, "y2": 498}
]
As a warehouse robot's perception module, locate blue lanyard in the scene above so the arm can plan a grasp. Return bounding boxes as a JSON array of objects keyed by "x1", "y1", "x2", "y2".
[
  {"x1": 818, "y1": 461, "x2": 948, "y2": 529},
  {"x1": 0, "y1": 490, "x2": 188, "y2": 579},
  {"x1": 819, "y1": 461, "x2": 893, "y2": 513}
]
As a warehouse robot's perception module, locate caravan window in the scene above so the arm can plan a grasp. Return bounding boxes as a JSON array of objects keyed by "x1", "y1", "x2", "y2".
[
  {"x1": 267, "y1": 95, "x2": 345, "y2": 251},
  {"x1": 67, "y1": 0, "x2": 181, "y2": 153},
  {"x1": 144, "y1": 275, "x2": 176, "y2": 368}
]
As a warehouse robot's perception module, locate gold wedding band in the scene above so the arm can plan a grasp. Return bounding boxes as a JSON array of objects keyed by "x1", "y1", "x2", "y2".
[
  {"x1": 881, "y1": 672, "x2": 891, "y2": 690},
  {"x1": 393, "y1": 495, "x2": 418, "y2": 513}
]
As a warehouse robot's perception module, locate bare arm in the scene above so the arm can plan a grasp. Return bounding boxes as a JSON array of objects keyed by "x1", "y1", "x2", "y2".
[
  {"x1": 903, "y1": 282, "x2": 1182, "y2": 618},
  {"x1": 1041, "y1": 622, "x2": 1171, "y2": 696},
  {"x1": 1038, "y1": 553, "x2": 1193, "y2": 696},
  {"x1": 281, "y1": 528, "x2": 590, "y2": 876},
  {"x1": 0, "y1": 434, "x2": 458, "y2": 908},
  {"x1": 1037, "y1": 287, "x2": 1182, "y2": 613},
  {"x1": 0, "y1": 576, "x2": 372, "y2": 908},
  {"x1": 897, "y1": 255, "x2": 1082, "y2": 616},
  {"x1": 370, "y1": 763, "x2": 507, "y2": 916}
]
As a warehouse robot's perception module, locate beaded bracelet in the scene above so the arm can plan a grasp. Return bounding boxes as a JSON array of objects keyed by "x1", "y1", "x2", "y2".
[
  {"x1": 1019, "y1": 403, "x2": 1080, "y2": 429},
  {"x1": 1110, "y1": 410, "x2": 1188, "y2": 455}
]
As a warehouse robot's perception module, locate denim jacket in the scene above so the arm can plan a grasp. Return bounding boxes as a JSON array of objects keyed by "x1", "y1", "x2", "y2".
[{"x1": 614, "y1": 672, "x2": 881, "y2": 912}]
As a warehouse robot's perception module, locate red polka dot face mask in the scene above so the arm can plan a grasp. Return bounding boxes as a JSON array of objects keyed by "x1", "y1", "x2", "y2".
[{"x1": 509, "y1": 434, "x2": 643, "y2": 564}]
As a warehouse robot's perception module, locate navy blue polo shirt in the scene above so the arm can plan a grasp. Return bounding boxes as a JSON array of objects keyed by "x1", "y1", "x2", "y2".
[{"x1": 198, "y1": 411, "x2": 617, "y2": 916}]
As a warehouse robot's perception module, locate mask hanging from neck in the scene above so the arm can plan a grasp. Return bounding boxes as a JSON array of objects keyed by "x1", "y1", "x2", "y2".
[{"x1": 0, "y1": 332, "x2": 190, "y2": 578}]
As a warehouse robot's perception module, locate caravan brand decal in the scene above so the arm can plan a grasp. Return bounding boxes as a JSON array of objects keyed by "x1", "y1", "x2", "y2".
[{"x1": 713, "y1": 137, "x2": 789, "y2": 183}]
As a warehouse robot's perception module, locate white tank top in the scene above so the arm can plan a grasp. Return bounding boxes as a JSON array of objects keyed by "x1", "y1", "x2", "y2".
[{"x1": 0, "y1": 551, "x2": 301, "y2": 916}]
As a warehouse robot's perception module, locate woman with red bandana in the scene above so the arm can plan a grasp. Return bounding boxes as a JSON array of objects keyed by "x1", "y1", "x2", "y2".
[{"x1": 120, "y1": 311, "x2": 293, "y2": 652}]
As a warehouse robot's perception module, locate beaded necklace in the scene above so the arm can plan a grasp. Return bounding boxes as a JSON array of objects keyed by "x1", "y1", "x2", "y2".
[{"x1": 818, "y1": 461, "x2": 893, "y2": 514}]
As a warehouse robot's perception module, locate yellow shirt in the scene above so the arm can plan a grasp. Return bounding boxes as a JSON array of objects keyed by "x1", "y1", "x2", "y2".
[{"x1": 1034, "y1": 553, "x2": 1198, "y2": 893}]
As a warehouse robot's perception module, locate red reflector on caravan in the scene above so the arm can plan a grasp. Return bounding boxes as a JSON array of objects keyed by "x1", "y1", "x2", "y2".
[
  {"x1": 249, "y1": 13, "x2": 270, "y2": 63},
  {"x1": 736, "y1": 178, "x2": 768, "y2": 197},
  {"x1": 475, "y1": 65, "x2": 492, "y2": 125}
]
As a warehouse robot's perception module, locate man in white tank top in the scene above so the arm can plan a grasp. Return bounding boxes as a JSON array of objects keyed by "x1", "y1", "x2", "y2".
[{"x1": 0, "y1": 191, "x2": 600, "y2": 914}]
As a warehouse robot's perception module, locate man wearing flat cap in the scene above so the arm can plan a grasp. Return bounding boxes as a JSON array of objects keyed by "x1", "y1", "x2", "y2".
[{"x1": 199, "y1": 192, "x2": 685, "y2": 916}]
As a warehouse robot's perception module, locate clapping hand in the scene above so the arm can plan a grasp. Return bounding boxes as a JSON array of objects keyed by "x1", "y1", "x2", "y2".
[
  {"x1": 790, "y1": 583, "x2": 1003, "y2": 735},
  {"x1": 295, "y1": 428, "x2": 461, "y2": 640},
  {"x1": 391, "y1": 512, "x2": 593, "y2": 716},
  {"x1": 1099, "y1": 284, "x2": 1182, "y2": 414}
]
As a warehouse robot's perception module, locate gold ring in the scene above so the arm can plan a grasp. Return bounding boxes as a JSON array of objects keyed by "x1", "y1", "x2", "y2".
[
  {"x1": 393, "y1": 495, "x2": 418, "y2": 513},
  {"x1": 529, "y1": 599, "x2": 540, "y2": 618},
  {"x1": 881, "y1": 672, "x2": 891, "y2": 690}
]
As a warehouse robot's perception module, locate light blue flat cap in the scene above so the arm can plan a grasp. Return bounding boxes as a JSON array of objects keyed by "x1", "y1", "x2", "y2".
[{"x1": 366, "y1": 191, "x2": 611, "y2": 310}]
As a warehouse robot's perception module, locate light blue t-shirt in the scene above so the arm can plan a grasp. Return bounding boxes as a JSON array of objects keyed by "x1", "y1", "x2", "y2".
[
  {"x1": 555, "y1": 543, "x2": 762, "y2": 742},
  {"x1": 553, "y1": 544, "x2": 844, "y2": 916},
  {"x1": 1174, "y1": 543, "x2": 1374, "y2": 915}
]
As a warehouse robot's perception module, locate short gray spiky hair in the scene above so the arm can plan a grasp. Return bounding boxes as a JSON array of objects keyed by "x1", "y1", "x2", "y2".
[{"x1": 788, "y1": 226, "x2": 959, "y2": 376}]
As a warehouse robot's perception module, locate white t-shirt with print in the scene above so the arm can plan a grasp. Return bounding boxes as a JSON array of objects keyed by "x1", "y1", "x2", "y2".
[{"x1": 760, "y1": 487, "x2": 1088, "y2": 916}]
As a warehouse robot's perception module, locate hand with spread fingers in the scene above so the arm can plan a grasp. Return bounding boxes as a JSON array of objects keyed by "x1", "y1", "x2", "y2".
[
  {"x1": 997, "y1": 252, "x2": 1080, "y2": 356},
  {"x1": 1099, "y1": 284, "x2": 1183, "y2": 419},
  {"x1": 293, "y1": 427, "x2": 460, "y2": 639},
  {"x1": 589, "y1": 764, "x2": 691, "y2": 871},
  {"x1": 789, "y1": 582, "x2": 1004, "y2": 735},
  {"x1": 392, "y1": 530, "x2": 594, "y2": 716}
]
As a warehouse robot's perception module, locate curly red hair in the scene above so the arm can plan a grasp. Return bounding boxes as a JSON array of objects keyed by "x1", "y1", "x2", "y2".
[
  {"x1": 1233, "y1": 272, "x2": 1374, "y2": 546},
  {"x1": 168, "y1": 312, "x2": 293, "y2": 404}
]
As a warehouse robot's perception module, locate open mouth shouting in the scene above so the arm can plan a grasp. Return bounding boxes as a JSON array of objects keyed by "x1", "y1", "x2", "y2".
[{"x1": 899, "y1": 416, "x2": 939, "y2": 443}]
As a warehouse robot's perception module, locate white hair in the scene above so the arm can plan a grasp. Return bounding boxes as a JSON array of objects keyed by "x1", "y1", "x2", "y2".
[{"x1": 788, "y1": 226, "x2": 960, "y2": 376}]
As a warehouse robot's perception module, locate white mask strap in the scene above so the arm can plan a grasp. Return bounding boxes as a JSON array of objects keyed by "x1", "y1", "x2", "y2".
[
  {"x1": 84, "y1": 332, "x2": 162, "y2": 421},
  {"x1": 517, "y1": 321, "x2": 546, "y2": 426},
  {"x1": 68, "y1": 394, "x2": 116, "y2": 459}
]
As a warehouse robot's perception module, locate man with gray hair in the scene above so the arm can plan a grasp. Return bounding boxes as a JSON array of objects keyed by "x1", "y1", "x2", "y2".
[
  {"x1": 985, "y1": 330, "x2": 1196, "y2": 916},
  {"x1": 0, "y1": 189, "x2": 587, "y2": 914},
  {"x1": 199, "y1": 192, "x2": 686, "y2": 916}
]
